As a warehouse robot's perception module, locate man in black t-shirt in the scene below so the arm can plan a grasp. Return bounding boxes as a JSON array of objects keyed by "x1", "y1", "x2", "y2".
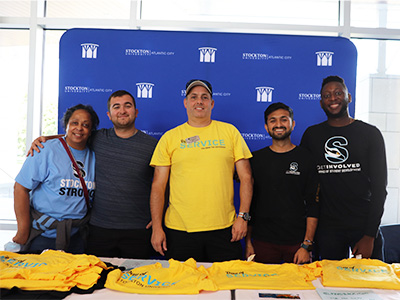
[
  {"x1": 301, "y1": 75, "x2": 387, "y2": 260},
  {"x1": 246, "y1": 102, "x2": 319, "y2": 264}
]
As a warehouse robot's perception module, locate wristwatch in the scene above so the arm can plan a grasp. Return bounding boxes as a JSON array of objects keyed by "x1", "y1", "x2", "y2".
[
  {"x1": 238, "y1": 212, "x2": 251, "y2": 221},
  {"x1": 300, "y1": 242, "x2": 313, "y2": 252}
]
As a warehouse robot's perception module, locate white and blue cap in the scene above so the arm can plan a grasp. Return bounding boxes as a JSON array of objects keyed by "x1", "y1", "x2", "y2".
[{"x1": 185, "y1": 79, "x2": 213, "y2": 96}]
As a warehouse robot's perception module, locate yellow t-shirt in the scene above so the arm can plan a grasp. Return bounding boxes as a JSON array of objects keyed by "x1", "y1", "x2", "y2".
[
  {"x1": 105, "y1": 258, "x2": 217, "y2": 294},
  {"x1": 150, "y1": 120, "x2": 252, "y2": 232},
  {"x1": 305, "y1": 258, "x2": 400, "y2": 290},
  {"x1": 0, "y1": 250, "x2": 108, "y2": 291},
  {"x1": 206, "y1": 260, "x2": 315, "y2": 290}
]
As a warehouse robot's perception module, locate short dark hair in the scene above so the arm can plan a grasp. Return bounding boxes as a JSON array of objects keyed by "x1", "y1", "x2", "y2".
[
  {"x1": 62, "y1": 104, "x2": 99, "y2": 132},
  {"x1": 264, "y1": 102, "x2": 294, "y2": 124},
  {"x1": 107, "y1": 90, "x2": 136, "y2": 111},
  {"x1": 320, "y1": 75, "x2": 348, "y2": 94}
]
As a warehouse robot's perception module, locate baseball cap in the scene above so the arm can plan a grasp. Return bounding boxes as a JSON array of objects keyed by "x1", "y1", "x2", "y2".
[{"x1": 185, "y1": 79, "x2": 213, "y2": 96}]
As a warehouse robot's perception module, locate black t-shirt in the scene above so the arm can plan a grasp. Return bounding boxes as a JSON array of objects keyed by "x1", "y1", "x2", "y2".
[{"x1": 250, "y1": 146, "x2": 319, "y2": 244}]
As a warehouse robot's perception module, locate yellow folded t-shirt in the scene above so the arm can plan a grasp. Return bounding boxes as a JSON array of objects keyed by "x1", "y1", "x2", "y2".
[
  {"x1": 311, "y1": 258, "x2": 400, "y2": 290},
  {"x1": 0, "y1": 250, "x2": 108, "y2": 291},
  {"x1": 206, "y1": 260, "x2": 315, "y2": 290},
  {"x1": 105, "y1": 258, "x2": 217, "y2": 294}
]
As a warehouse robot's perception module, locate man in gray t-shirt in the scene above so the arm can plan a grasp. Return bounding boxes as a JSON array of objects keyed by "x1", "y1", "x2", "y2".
[{"x1": 30, "y1": 90, "x2": 157, "y2": 258}]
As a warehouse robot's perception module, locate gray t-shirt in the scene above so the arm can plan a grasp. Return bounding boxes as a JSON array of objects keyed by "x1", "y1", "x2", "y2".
[{"x1": 89, "y1": 128, "x2": 158, "y2": 229}]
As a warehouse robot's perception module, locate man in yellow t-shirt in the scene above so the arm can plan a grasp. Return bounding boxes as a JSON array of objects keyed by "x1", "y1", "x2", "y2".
[{"x1": 150, "y1": 79, "x2": 253, "y2": 262}]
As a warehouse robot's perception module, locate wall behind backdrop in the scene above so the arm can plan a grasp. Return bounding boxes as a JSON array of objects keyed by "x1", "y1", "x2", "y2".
[{"x1": 59, "y1": 29, "x2": 357, "y2": 152}]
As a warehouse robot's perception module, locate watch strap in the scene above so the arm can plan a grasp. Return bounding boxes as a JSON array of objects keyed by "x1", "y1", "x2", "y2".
[
  {"x1": 238, "y1": 212, "x2": 251, "y2": 221},
  {"x1": 301, "y1": 242, "x2": 313, "y2": 251}
]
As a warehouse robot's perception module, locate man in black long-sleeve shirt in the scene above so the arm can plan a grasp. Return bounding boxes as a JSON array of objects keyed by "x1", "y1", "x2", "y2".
[{"x1": 301, "y1": 75, "x2": 387, "y2": 260}]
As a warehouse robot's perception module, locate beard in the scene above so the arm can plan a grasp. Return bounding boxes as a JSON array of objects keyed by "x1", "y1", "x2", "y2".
[
  {"x1": 322, "y1": 100, "x2": 349, "y2": 119},
  {"x1": 112, "y1": 118, "x2": 136, "y2": 130},
  {"x1": 268, "y1": 127, "x2": 292, "y2": 140}
]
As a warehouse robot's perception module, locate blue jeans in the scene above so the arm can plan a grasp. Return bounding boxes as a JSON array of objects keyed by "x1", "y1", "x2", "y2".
[
  {"x1": 29, "y1": 232, "x2": 85, "y2": 254},
  {"x1": 315, "y1": 227, "x2": 384, "y2": 260}
]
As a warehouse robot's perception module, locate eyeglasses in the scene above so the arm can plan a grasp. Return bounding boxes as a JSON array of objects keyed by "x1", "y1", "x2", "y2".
[{"x1": 321, "y1": 91, "x2": 344, "y2": 100}]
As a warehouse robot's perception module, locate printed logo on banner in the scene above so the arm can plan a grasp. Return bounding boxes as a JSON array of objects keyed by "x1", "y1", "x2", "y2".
[
  {"x1": 199, "y1": 47, "x2": 217, "y2": 63},
  {"x1": 125, "y1": 48, "x2": 175, "y2": 56},
  {"x1": 81, "y1": 43, "x2": 99, "y2": 59},
  {"x1": 242, "y1": 52, "x2": 292, "y2": 60},
  {"x1": 64, "y1": 85, "x2": 112, "y2": 93},
  {"x1": 65, "y1": 86, "x2": 89, "y2": 93},
  {"x1": 136, "y1": 83, "x2": 154, "y2": 98},
  {"x1": 298, "y1": 93, "x2": 320, "y2": 100},
  {"x1": 241, "y1": 132, "x2": 269, "y2": 141},
  {"x1": 125, "y1": 49, "x2": 151, "y2": 56},
  {"x1": 181, "y1": 90, "x2": 232, "y2": 97},
  {"x1": 316, "y1": 51, "x2": 334, "y2": 66},
  {"x1": 243, "y1": 52, "x2": 269, "y2": 60},
  {"x1": 142, "y1": 130, "x2": 164, "y2": 138},
  {"x1": 256, "y1": 87, "x2": 274, "y2": 102}
]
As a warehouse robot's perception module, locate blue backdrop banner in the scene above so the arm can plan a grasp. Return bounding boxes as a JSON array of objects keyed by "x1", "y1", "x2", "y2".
[{"x1": 59, "y1": 29, "x2": 357, "y2": 151}]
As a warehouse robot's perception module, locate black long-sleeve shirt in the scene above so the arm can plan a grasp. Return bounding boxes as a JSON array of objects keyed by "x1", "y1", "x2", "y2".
[{"x1": 300, "y1": 120, "x2": 387, "y2": 237}]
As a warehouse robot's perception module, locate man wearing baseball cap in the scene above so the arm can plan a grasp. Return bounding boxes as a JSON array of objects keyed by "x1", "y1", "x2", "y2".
[{"x1": 150, "y1": 79, "x2": 253, "y2": 262}]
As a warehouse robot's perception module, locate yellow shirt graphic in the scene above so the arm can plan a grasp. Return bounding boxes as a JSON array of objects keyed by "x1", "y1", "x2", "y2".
[
  {"x1": 206, "y1": 260, "x2": 315, "y2": 290},
  {"x1": 105, "y1": 258, "x2": 217, "y2": 294},
  {"x1": 150, "y1": 121, "x2": 252, "y2": 232},
  {"x1": 0, "y1": 250, "x2": 108, "y2": 291},
  {"x1": 304, "y1": 258, "x2": 400, "y2": 290}
]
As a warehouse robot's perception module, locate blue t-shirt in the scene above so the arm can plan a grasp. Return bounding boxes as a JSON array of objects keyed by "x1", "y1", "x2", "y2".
[{"x1": 15, "y1": 138, "x2": 95, "y2": 238}]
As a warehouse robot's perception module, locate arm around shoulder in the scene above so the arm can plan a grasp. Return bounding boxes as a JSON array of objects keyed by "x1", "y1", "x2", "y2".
[{"x1": 27, "y1": 134, "x2": 63, "y2": 157}]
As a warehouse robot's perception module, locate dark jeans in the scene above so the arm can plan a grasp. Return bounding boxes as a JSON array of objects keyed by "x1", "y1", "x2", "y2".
[
  {"x1": 165, "y1": 226, "x2": 243, "y2": 262},
  {"x1": 252, "y1": 239, "x2": 304, "y2": 264},
  {"x1": 315, "y1": 227, "x2": 384, "y2": 260},
  {"x1": 86, "y1": 224, "x2": 153, "y2": 259},
  {"x1": 29, "y1": 232, "x2": 85, "y2": 254}
]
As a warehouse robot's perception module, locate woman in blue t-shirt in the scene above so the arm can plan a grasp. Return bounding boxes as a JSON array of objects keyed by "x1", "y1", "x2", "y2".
[{"x1": 13, "y1": 104, "x2": 99, "y2": 254}]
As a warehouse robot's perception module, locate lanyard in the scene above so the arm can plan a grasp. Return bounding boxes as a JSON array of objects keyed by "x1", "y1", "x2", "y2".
[{"x1": 58, "y1": 137, "x2": 90, "y2": 208}]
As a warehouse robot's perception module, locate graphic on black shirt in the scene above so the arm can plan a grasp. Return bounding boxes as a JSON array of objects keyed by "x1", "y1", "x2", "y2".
[{"x1": 324, "y1": 136, "x2": 349, "y2": 164}]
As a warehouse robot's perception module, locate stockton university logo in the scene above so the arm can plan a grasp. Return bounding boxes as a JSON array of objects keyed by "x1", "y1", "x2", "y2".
[
  {"x1": 316, "y1": 51, "x2": 334, "y2": 66},
  {"x1": 324, "y1": 136, "x2": 349, "y2": 163},
  {"x1": 199, "y1": 47, "x2": 217, "y2": 63},
  {"x1": 136, "y1": 83, "x2": 154, "y2": 99},
  {"x1": 81, "y1": 43, "x2": 99, "y2": 59},
  {"x1": 256, "y1": 87, "x2": 274, "y2": 102},
  {"x1": 290, "y1": 162, "x2": 298, "y2": 172},
  {"x1": 72, "y1": 160, "x2": 86, "y2": 179}
]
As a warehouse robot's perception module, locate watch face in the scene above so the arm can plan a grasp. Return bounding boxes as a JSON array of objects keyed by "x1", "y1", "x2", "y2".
[
  {"x1": 243, "y1": 213, "x2": 251, "y2": 221},
  {"x1": 301, "y1": 243, "x2": 313, "y2": 251}
]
